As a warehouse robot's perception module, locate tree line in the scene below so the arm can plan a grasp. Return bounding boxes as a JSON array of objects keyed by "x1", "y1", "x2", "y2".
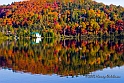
[{"x1": 0, "y1": 0, "x2": 124, "y2": 37}]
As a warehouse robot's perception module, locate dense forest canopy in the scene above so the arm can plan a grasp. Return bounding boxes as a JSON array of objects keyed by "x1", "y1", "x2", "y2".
[{"x1": 0, "y1": 0, "x2": 124, "y2": 37}]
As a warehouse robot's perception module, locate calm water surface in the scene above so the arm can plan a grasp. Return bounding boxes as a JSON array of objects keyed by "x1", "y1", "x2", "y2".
[{"x1": 0, "y1": 38, "x2": 124, "y2": 83}]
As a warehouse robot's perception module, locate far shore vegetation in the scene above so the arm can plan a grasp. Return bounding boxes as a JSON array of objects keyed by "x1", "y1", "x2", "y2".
[{"x1": 0, "y1": 0, "x2": 124, "y2": 39}]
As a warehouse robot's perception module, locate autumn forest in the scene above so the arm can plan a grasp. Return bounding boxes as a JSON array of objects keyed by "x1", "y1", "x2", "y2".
[
  {"x1": 0, "y1": 0, "x2": 124, "y2": 79},
  {"x1": 0, "y1": 0, "x2": 124, "y2": 38}
]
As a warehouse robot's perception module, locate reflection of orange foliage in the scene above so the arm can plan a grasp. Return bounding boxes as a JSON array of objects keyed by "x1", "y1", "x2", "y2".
[
  {"x1": 8, "y1": 50, "x2": 13, "y2": 56},
  {"x1": 0, "y1": 39, "x2": 123, "y2": 76},
  {"x1": 55, "y1": 44, "x2": 62, "y2": 51}
]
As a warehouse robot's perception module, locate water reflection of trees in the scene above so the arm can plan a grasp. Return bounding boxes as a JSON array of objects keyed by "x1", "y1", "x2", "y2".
[{"x1": 0, "y1": 39, "x2": 123, "y2": 77}]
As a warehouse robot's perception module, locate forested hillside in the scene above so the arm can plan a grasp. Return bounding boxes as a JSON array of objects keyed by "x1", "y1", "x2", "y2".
[{"x1": 0, "y1": 0, "x2": 124, "y2": 37}]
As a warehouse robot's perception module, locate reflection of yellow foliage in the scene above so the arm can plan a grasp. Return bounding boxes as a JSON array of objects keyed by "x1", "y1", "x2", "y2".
[
  {"x1": 0, "y1": 39, "x2": 123, "y2": 76},
  {"x1": 96, "y1": 58, "x2": 101, "y2": 64},
  {"x1": 55, "y1": 57, "x2": 58, "y2": 63},
  {"x1": 82, "y1": 46, "x2": 86, "y2": 53},
  {"x1": 55, "y1": 44, "x2": 62, "y2": 51},
  {"x1": 55, "y1": 23, "x2": 61, "y2": 30},
  {"x1": 86, "y1": 49, "x2": 89, "y2": 52}
]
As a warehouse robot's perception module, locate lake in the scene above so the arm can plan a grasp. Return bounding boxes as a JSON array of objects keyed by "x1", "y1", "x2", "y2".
[{"x1": 0, "y1": 38, "x2": 124, "y2": 83}]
